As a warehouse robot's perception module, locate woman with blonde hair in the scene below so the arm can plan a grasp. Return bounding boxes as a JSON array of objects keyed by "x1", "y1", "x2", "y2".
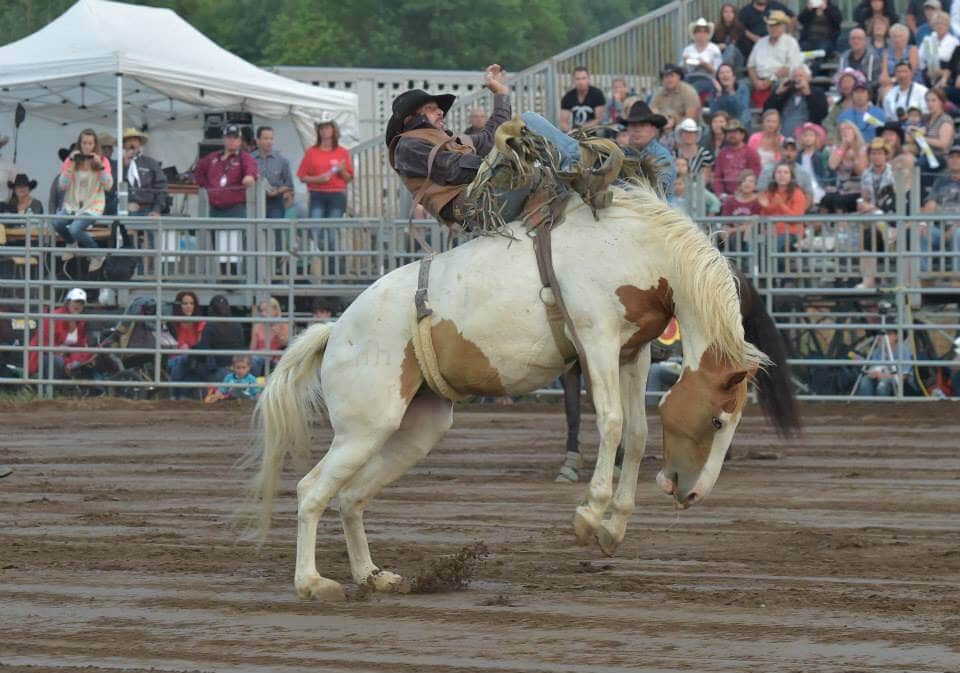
[
  {"x1": 748, "y1": 109, "x2": 783, "y2": 172},
  {"x1": 249, "y1": 296, "x2": 290, "y2": 376},
  {"x1": 822, "y1": 121, "x2": 868, "y2": 212}
]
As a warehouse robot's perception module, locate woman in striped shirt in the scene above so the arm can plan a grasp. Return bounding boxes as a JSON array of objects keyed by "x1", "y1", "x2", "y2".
[
  {"x1": 52, "y1": 128, "x2": 114, "y2": 268},
  {"x1": 673, "y1": 117, "x2": 715, "y2": 185}
]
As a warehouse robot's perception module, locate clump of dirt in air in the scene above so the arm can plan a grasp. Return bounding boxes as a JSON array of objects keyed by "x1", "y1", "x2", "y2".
[{"x1": 409, "y1": 542, "x2": 489, "y2": 593}]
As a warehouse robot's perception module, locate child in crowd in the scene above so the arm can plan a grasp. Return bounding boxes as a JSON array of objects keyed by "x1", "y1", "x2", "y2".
[
  {"x1": 205, "y1": 355, "x2": 261, "y2": 403},
  {"x1": 903, "y1": 105, "x2": 923, "y2": 136}
]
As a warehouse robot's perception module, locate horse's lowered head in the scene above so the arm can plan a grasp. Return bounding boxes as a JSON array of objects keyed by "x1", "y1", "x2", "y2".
[{"x1": 656, "y1": 346, "x2": 757, "y2": 509}]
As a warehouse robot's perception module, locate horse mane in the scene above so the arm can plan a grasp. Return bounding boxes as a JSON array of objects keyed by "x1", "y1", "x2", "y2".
[{"x1": 605, "y1": 184, "x2": 768, "y2": 371}]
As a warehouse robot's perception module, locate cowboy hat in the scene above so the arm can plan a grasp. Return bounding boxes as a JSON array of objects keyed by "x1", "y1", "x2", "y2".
[
  {"x1": 7, "y1": 173, "x2": 37, "y2": 191},
  {"x1": 384, "y1": 89, "x2": 457, "y2": 147},
  {"x1": 867, "y1": 137, "x2": 893, "y2": 156},
  {"x1": 764, "y1": 10, "x2": 791, "y2": 26},
  {"x1": 623, "y1": 101, "x2": 667, "y2": 129},
  {"x1": 723, "y1": 118, "x2": 748, "y2": 135},
  {"x1": 97, "y1": 132, "x2": 117, "y2": 148},
  {"x1": 122, "y1": 127, "x2": 149, "y2": 143},
  {"x1": 689, "y1": 17, "x2": 715, "y2": 39},
  {"x1": 660, "y1": 63, "x2": 685, "y2": 80}
]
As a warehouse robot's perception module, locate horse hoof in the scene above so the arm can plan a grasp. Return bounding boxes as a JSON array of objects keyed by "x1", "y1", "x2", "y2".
[
  {"x1": 295, "y1": 574, "x2": 345, "y2": 601},
  {"x1": 366, "y1": 570, "x2": 411, "y2": 594},
  {"x1": 596, "y1": 524, "x2": 621, "y2": 558},
  {"x1": 572, "y1": 507, "x2": 598, "y2": 546}
]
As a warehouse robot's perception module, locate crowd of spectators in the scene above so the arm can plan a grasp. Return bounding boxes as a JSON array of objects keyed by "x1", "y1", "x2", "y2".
[{"x1": 552, "y1": 0, "x2": 960, "y2": 286}]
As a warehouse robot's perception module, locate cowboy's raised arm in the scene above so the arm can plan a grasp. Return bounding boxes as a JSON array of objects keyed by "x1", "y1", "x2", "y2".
[{"x1": 468, "y1": 65, "x2": 512, "y2": 156}]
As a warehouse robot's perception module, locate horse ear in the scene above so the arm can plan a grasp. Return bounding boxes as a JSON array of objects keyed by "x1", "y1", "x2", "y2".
[{"x1": 723, "y1": 370, "x2": 748, "y2": 390}]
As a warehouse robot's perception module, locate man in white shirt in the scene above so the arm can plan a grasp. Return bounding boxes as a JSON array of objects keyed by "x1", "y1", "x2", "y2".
[
  {"x1": 883, "y1": 61, "x2": 929, "y2": 120},
  {"x1": 747, "y1": 10, "x2": 804, "y2": 107}
]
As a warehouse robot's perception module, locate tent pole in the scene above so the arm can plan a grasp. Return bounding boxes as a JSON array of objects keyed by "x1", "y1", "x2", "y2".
[{"x1": 116, "y1": 72, "x2": 127, "y2": 216}]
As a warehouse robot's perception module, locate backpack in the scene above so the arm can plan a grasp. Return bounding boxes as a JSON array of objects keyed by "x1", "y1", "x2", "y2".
[{"x1": 101, "y1": 220, "x2": 140, "y2": 281}]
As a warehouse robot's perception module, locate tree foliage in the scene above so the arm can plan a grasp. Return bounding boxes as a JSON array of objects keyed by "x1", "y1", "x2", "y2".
[{"x1": 1, "y1": 0, "x2": 656, "y2": 70}]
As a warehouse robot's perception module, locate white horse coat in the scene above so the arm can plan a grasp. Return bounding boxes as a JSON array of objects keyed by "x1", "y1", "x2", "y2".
[{"x1": 249, "y1": 185, "x2": 766, "y2": 599}]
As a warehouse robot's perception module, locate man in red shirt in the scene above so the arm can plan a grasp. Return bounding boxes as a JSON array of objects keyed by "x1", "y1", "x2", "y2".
[
  {"x1": 194, "y1": 124, "x2": 258, "y2": 273},
  {"x1": 194, "y1": 124, "x2": 258, "y2": 218},
  {"x1": 712, "y1": 119, "x2": 762, "y2": 198}
]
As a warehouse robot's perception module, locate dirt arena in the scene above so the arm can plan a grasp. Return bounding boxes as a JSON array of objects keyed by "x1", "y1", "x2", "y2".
[{"x1": 1, "y1": 399, "x2": 958, "y2": 673}]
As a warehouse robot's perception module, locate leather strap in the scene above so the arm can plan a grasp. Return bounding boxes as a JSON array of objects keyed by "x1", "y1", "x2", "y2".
[
  {"x1": 531, "y1": 221, "x2": 591, "y2": 392},
  {"x1": 408, "y1": 139, "x2": 456, "y2": 255}
]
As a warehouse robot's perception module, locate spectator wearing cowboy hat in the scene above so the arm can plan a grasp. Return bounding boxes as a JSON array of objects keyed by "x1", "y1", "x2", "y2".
[
  {"x1": 7, "y1": 174, "x2": 43, "y2": 214},
  {"x1": 673, "y1": 117, "x2": 716, "y2": 185},
  {"x1": 121, "y1": 128, "x2": 167, "y2": 217},
  {"x1": 713, "y1": 119, "x2": 763, "y2": 198},
  {"x1": 98, "y1": 132, "x2": 118, "y2": 215},
  {"x1": 0, "y1": 134, "x2": 20, "y2": 203},
  {"x1": 683, "y1": 18, "x2": 724, "y2": 79},
  {"x1": 739, "y1": 0, "x2": 795, "y2": 55},
  {"x1": 649, "y1": 64, "x2": 701, "y2": 125},
  {"x1": 747, "y1": 10, "x2": 804, "y2": 109},
  {"x1": 879, "y1": 120, "x2": 917, "y2": 172},
  {"x1": 623, "y1": 102, "x2": 677, "y2": 203}
]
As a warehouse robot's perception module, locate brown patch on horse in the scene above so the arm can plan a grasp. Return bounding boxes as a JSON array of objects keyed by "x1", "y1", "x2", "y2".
[
  {"x1": 399, "y1": 340, "x2": 422, "y2": 404},
  {"x1": 616, "y1": 278, "x2": 675, "y2": 362},
  {"x1": 431, "y1": 319, "x2": 507, "y2": 396},
  {"x1": 658, "y1": 345, "x2": 753, "y2": 468}
]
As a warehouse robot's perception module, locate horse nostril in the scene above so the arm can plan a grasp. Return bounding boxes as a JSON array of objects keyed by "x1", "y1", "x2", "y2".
[{"x1": 685, "y1": 491, "x2": 699, "y2": 504}]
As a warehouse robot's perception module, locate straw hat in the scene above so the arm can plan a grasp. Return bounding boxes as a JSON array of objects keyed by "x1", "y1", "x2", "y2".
[
  {"x1": 97, "y1": 132, "x2": 117, "y2": 148},
  {"x1": 122, "y1": 127, "x2": 149, "y2": 143},
  {"x1": 764, "y1": 10, "x2": 791, "y2": 26},
  {"x1": 689, "y1": 17, "x2": 715, "y2": 39}
]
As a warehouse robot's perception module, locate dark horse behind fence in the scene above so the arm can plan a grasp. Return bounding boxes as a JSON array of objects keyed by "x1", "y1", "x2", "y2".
[{"x1": 556, "y1": 269, "x2": 801, "y2": 482}]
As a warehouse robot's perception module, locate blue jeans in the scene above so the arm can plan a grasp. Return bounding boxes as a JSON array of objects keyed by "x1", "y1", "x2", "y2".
[
  {"x1": 266, "y1": 196, "x2": 286, "y2": 219},
  {"x1": 520, "y1": 112, "x2": 581, "y2": 170},
  {"x1": 857, "y1": 376, "x2": 896, "y2": 397},
  {"x1": 309, "y1": 191, "x2": 346, "y2": 219},
  {"x1": 167, "y1": 355, "x2": 196, "y2": 400},
  {"x1": 52, "y1": 210, "x2": 98, "y2": 248}
]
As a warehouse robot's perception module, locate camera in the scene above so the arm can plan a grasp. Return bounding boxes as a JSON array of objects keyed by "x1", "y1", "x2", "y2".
[
  {"x1": 896, "y1": 107, "x2": 906, "y2": 120},
  {"x1": 878, "y1": 300, "x2": 893, "y2": 315}
]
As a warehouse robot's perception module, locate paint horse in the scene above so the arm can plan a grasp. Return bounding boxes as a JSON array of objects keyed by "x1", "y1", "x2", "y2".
[
  {"x1": 556, "y1": 269, "x2": 801, "y2": 482},
  {"x1": 248, "y1": 184, "x2": 768, "y2": 599}
]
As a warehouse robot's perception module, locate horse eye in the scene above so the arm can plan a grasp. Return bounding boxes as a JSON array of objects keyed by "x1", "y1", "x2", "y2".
[{"x1": 711, "y1": 416, "x2": 723, "y2": 430}]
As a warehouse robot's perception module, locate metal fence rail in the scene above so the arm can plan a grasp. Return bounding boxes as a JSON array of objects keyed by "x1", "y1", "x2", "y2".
[{"x1": 2, "y1": 209, "x2": 959, "y2": 400}]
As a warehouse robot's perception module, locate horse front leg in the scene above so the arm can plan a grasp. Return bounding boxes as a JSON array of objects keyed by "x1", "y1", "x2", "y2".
[
  {"x1": 572, "y1": 345, "x2": 622, "y2": 546},
  {"x1": 596, "y1": 347, "x2": 651, "y2": 556}
]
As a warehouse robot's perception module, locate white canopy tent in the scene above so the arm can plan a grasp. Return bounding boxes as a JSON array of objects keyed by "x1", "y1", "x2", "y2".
[{"x1": 0, "y1": 0, "x2": 358, "y2": 207}]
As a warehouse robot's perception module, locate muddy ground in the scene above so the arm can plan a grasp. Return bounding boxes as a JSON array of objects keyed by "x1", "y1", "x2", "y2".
[{"x1": 1, "y1": 400, "x2": 958, "y2": 673}]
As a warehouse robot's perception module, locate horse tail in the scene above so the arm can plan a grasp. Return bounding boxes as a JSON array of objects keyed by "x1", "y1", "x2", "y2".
[
  {"x1": 242, "y1": 322, "x2": 333, "y2": 542},
  {"x1": 740, "y1": 276, "x2": 802, "y2": 437}
]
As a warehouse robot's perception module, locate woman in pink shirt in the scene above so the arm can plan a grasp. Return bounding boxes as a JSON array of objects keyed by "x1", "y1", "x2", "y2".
[
  {"x1": 748, "y1": 109, "x2": 784, "y2": 172},
  {"x1": 297, "y1": 121, "x2": 354, "y2": 219}
]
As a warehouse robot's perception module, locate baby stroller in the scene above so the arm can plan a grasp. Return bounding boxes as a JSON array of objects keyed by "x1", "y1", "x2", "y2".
[{"x1": 96, "y1": 296, "x2": 177, "y2": 399}]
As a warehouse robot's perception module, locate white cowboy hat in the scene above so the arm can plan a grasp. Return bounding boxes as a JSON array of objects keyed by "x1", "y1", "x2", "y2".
[
  {"x1": 689, "y1": 17, "x2": 715, "y2": 39},
  {"x1": 675, "y1": 117, "x2": 702, "y2": 140}
]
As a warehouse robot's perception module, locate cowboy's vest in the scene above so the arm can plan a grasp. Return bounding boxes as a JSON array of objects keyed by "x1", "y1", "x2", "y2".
[{"x1": 388, "y1": 128, "x2": 475, "y2": 223}]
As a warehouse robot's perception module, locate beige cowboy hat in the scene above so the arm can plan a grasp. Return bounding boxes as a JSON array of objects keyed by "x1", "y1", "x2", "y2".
[
  {"x1": 689, "y1": 17, "x2": 715, "y2": 39},
  {"x1": 97, "y1": 132, "x2": 117, "y2": 148},
  {"x1": 764, "y1": 10, "x2": 791, "y2": 26},
  {"x1": 122, "y1": 127, "x2": 149, "y2": 143}
]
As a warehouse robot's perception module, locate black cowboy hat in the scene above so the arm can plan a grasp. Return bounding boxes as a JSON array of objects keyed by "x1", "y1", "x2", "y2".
[
  {"x1": 384, "y1": 89, "x2": 457, "y2": 147},
  {"x1": 880, "y1": 120, "x2": 905, "y2": 144},
  {"x1": 8, "y1": 173, "x2": 37, "y2": 190},
  {"x1": 623, "y1": 101, "x2": 667, "y2": 129},
  {"x1": 58, "y1": 145, "x2": 75, "y2": 162}
]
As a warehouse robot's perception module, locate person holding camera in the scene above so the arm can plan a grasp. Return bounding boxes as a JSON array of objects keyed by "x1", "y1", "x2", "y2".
[
  {"x1": 763, "y1": 64, "x2": 828, "y2": 138},
  {"x1": 882, "y1": 61, "x2": 928, "y2": 120},
  {"x1": 52, "y1": 128, "x2": 114, "y2": 272}
]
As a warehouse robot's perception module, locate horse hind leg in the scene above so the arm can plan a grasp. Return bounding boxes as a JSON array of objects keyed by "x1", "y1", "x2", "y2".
[
  {"x1": 337, "y1": 392, "x2": 453, "y2": 592},
  {"x1": 556, "y1": 361, "x2": 584, "y2": 483},
  {"x1": 294, "y1": 406, "x2": 406, "y2": 600}
]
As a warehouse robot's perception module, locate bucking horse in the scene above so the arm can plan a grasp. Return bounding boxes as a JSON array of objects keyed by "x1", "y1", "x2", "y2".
[{"x1": 246, "y1": 183, "x2": 769, "y2": 599}]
